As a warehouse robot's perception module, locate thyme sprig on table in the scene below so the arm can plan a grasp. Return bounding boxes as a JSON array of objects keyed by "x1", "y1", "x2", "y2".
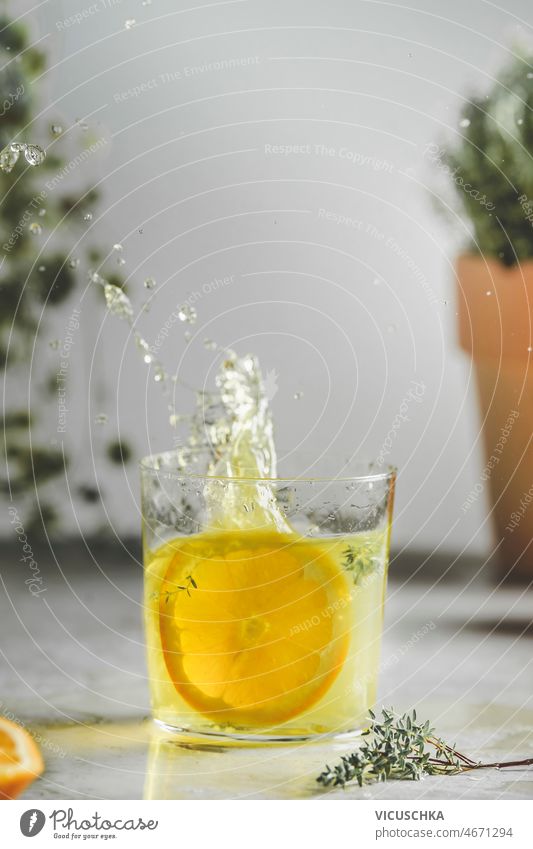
[{"x1": 317, "y1": 708, "x2": 533, "y2": 788}]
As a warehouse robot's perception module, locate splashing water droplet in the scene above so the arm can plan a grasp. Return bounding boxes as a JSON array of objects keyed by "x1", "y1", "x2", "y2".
[
  {"x1": 135, "y1": 334, "x2": 153, "y2": 363},
  {"x1": 104, "y1": 282, "x2": 134, "y2": 320},
  {"x1": 144, "y1": 277, "x2": 155, "y2": 289},
  {"x1": 113, "y1": 243, "x2": 123, "y2": 252},
  {"x1": 459, "y1": 118, "x2": 471, "y2": 129},
  {"x1": 204, "y1": 338, "x2": 217, "y2": 351},
  {"x1": 293, "y1": 391, "x2": 303, "y2": 400},
  {"x1": 29, "y1": 222, "x2": 42, "y2": 235},
  {"x1": 49, "y1": 339, "x2": 60, "y2": 350},
  {"x1": 10, "y1": 142, "x2": 26, "y2": 153},
  {"x1": 178, "y1": 304, "x2": 197, "y2": 324},
  {"x1": 125, "y1": 18, "x2": 136, "y2": 29},
  {"x1": 89, "y1": 270, "x2": 106, "y2": 286},
  {"x1": 51, "y1": 124, "x2": 63, "y2": 135},
  {"x1": 169, "y1": 413, "x2": 186, "y2": 427},
  {"x1": 24, "y1": 144, "x2": 46, "y2": 166},
  {"x1": 95, "y1": 413, "x2": 108, "y2": 425},
  {"x1": 0, "y1": 146, "x2": 19, "y2": 173},
  {"x1": 83, "y1": 212, "x2": 93, "y2": 222}
]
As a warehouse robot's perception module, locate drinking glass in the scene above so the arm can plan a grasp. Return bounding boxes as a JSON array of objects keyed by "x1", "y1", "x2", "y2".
[{"x1": 141, "y1": 451, "x2": 395, "y2": 743}]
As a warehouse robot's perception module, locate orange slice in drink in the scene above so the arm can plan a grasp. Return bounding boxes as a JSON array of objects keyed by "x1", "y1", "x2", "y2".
[
  {"x1": 159, "y1": 531, "x2": 351, "y2": 725},
  {"x1": 0, "y1": 718, "x2": 44, "y2": 799}
]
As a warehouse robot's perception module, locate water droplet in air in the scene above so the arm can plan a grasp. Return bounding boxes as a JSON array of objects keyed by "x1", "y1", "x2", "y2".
[
  {"x1": 113, "y1": 243, "x2": 123, "y2": 252},
  {"x1": 144, "y1": 277, "x2": 155, "y2": 289},
  {"x1": 135, "y1": 334, "x2": 153, "y2": 363},
  {"x1": 125, "y1": 19, "x2": 136, "y2": 29},
  {"x1": 117, "y1": 257, "x2": 126, "y2": 266},
  {"x1": 38, "y1": 208, "x2": 46, "y2": 217},
  {"x1": 51, "y1": 124, "x2": 63, "y2": 135},
  {"x1": 104, "y1": 282, "x2": 134, "y2": 320},
  {"x1": 154, "y1": 365, "x2": 166, "y2": 383},
  {"x1": 69, "y1": 258, "x2": 80, "y2": 269},
  {"x1": 386, "y1": 323, "x2": 397, "y2": 333},
  {"x1": 142, "y1": 0, "x2": 152, "y2": 5},
  {"x1": 83, "y1": 212, "x2": 93, "y2": 222},
  {"x1": 89, "y1": 270, "x2": 106, "y2": 286},
  {"x1": 95, "y1": 413, "x2": 108, "y2": 425},
  {"x1": 204, "y1": 338, "x2": 217, "y2": 350},
  {"x1": 178, "y1": 304, "x2": 197, "y2": 324},
  {"x1": 29, "y1": 222, "x2": 42, "y2": 235},
  {"x1": 49, "y1": 340, "x2": 60, "y2": 350},
  {"x1": 184, "y1": 331, "x2": 192, "y2": 341},
  {"x1": 77, "y1": 119, "x2": 89, "y2": 131},
  {"x1": 486, "y1": 290, "x2": 492, "y2": 296},
  {"x1": 24, "y1": 144, "x2": 46, "y2": 166},
  {"x1": 459, "y1": 118, "x2": 471, "y2": 129},
  {"x1": 10, "y1": 142, "x2": 26, "y2": 152},
  {"x1": 528, "y1": 346, "x2": 532, "y2": 353},
  {"x1": 38, "y1": 265, "x2": 46, "y2": 272},
  {"x1": 372, "y1": 278, "x2": 381, "y2": 286},
  {"x1": 0, "y1": 147, "x2": 19, "y2": 172},
  {"x1": 528, "y1": 73, "x2": 533, "y2": 79},
  {"x1": 293, "y1": 391, "x2": 303, "y2": 400},
  {"x1": 517, "y1": 118, "x2": 524, "y2": 125}
]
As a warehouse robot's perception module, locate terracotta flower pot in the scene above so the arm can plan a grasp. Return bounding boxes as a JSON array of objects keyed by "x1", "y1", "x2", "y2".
[{"x1": 456, "y1": 254, "x2": 533, "y2": 581}]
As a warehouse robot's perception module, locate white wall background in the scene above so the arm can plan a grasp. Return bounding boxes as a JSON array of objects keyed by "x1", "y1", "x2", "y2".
[{"x1": 15, "y1": 0, "x2": 533, "y2": 554}]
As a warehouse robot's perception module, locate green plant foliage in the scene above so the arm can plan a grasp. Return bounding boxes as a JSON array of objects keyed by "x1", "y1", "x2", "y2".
[
  {"x1": 106, "y1": 440, "x2": 133, "y2": 465},
  {"x1": 441, "y1": 52, "x2": 533, "y2": 265},
  {"x1": 0, "y1": 12, "x2": 128, "y2": 534}
]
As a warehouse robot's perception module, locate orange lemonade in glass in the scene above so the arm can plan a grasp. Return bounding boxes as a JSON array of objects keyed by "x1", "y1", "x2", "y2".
[{"x1": 141, "y1": 354, "x2": 395, "y2": 742}]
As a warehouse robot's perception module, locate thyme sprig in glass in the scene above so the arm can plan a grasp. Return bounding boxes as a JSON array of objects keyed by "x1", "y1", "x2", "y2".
[{"x1": 317, "y1": 708, "x2": 533, "y2": 788}]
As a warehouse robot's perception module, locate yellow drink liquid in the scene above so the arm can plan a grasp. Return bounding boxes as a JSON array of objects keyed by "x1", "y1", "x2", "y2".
[
  {"x1": 144, "y1": 527, "x2": 389, "y2": 738},
  {"x1": 142, "y1": 353, "x2": 393, "y2": 739}
]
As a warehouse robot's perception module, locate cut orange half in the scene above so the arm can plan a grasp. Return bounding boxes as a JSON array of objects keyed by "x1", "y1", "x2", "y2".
[
  {"x1": 159, "y1": 530, "x2": 351, "y2": 725},
  {"x1": 0, "y1": 718, "x2": 44, "y2": 800}
]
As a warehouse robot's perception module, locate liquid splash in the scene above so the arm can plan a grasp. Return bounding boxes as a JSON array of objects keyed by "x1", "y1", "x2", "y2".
[
  {"x1": 96, "y1": 261, "x2": 287, "y2": 530},
  {"x1": 0, "y1": 142, "x2": 46, "y2": 173}
]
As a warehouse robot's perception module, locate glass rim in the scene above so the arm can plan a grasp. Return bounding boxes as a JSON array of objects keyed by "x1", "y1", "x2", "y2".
[{"x1": 139, "y1": 449, "x2": 397, "y2": 485}]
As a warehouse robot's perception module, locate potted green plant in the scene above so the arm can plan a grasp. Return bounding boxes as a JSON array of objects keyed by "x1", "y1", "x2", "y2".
[{"x1": 437, "y1": 53, "x2": 533, "y2": 580}]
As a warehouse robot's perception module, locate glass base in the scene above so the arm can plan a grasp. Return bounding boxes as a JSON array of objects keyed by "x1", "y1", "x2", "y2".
[{"x1": 153, "y1": 717, "x2": 364, "y2": 747}]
